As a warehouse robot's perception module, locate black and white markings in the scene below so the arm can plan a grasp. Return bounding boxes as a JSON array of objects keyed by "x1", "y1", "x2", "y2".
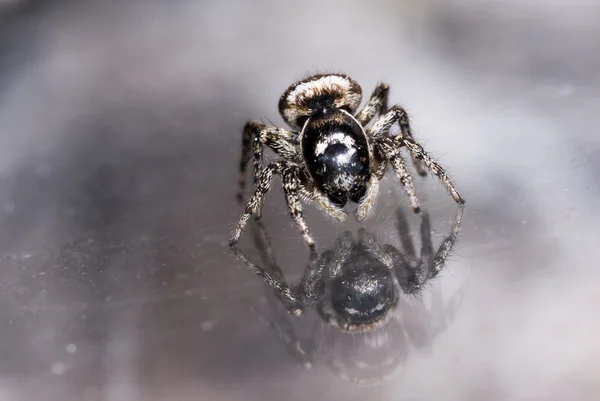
[
  {"x1": 279, "y1": 74, "x2": 363, "y2": 129},
  {"x1": 301, "y1": 108, "x2": 371, "y2": 207},
  {"x1": 232, "y1": 73, "x2": 465, "y2": 249}
]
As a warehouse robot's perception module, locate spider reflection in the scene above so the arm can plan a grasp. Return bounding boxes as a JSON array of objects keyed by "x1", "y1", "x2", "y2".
[{"x1": 231, "y1": 205, "x2": 465, "y2": 385}]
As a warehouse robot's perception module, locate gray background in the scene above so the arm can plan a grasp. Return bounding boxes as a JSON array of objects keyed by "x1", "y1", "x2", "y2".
[{"x1": 0, "y1": 0, "x2": 599, "y2": 400}]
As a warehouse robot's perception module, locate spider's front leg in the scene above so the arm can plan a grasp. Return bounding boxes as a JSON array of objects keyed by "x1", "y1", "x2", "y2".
[
  {"x1": 358, "y1": 85, "x2": 426, "y2": 176},
  {"x1": 236, "y1": 121, "x2": 299, "y2": 203},
  {"x1": 371, "y1": 105, "x2": 465, "y2": 205},
  {"x1": 230, "y1": 161, "x2": 316, "y2": 250},
  {"x1": 355, "y1": 82, "x2": 389, "y2": 126}
]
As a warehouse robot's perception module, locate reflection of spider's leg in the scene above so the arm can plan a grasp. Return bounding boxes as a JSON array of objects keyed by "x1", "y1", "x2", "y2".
[
  {"x1": 355, "y1": 82, "x2": 389, "y2": 126},
  {"x1": 395, "y1": 206, "x2": 417, "y2": 262},
  {"x1": 231, "y1": 247, "x2": 306, "y2": 314},
  {"x1": 251, "y1": 216, "x2": 324, "y2": 302},
  {"x1": 357, "y1": 229, "x2": 393, "y2": 267},
  {"x1": 371, "y1": 105, "x2": 464, "y2": 203},
  {"x1": 237, "y1": 121, "x2": 299, "y2": 203},
  {"x1": 431, "y1": 284, "x2": 466, "y2": 337},
  {"x1": 429, "y1": 205, "x2": 464, "y2": 279},
  {"x1": 407, "y1": 205, "x2": 465, "y2": 292},
  {"x1": 384, "y1": 243, "x2": 422, "y2": 297},
  {"x1": 250, "y1": 218, "x2": 280, "y2": 276},
  {"x1": 327, "y1": 232, "x2": 357, "y2": 276},
  {"x1": 248, "y1": 303, "x2": 315, "y2": 369},
  {"x1": 378, "y1": 138, "x2": 420, "y2": 212},
  {"x1": 419, "y1": 210, "x2": 434, "y2": 267}
]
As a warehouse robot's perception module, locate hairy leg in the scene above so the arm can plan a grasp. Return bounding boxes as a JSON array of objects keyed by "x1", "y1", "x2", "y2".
[
  {"x1": 237, "y1": 120, "x2": 298, "y2": 202},
  {"x1": 378, "y1": 138, "x2": 421, "y2": 212},
  {"x1": 280, "y1": 166, "x2": 316, "y2": 249},
  {"x1": 355, "y1": 82, "x2": 389, "y2": 126},
  {"x1": 371, "y1": 105, "x2": 464, "y2": 204}
]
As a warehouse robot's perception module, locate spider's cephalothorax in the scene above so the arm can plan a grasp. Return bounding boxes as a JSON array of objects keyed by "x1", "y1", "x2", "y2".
[
  {"x1": 278, "y1": 73, "x2": 363, "y2": 129},
  {"x1": 231, "y1": 73, "x2": 465, "y2": 249}
]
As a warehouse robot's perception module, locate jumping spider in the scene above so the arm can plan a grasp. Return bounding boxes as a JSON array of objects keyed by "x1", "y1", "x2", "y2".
[
  {"x1": 232, "y1": 205, "x2": 465, "y2": 384},
  {"x1": 231, "y1": 73, "x2": 465, "y2": 249}
]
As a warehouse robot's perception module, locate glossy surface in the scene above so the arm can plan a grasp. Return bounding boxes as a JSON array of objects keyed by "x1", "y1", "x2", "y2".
[
  {"x1": 1, "y1": 1, "x2": 599, "y2": 400},
  {"x1": 302, "y1": 109, "x2": 370, "y2": 206}
]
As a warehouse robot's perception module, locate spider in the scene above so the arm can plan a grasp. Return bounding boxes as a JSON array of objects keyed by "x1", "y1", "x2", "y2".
[
  {"x1": 231, "y1": 205, "x2": 465, "y2": 384},
  {"x1": 231, "y1": 73, "x2": 465, "y2": 249}
]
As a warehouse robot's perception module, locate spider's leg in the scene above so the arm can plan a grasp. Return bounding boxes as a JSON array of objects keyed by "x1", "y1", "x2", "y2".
[
  {"x1": 280, "y1": 165, "x2": 316, "y2": 249},
  {"x1": 377, "y1": 138, "x2": 421, "y2": 213},
  {"x1": 368, "y1": 104, "x2": 426, "y2": 176},
  {"x1": 398, "y1": 133, "x2": 464, "y2": 204},
  {"x1": 374, "y1": 148, "x2": 388, "y2": 180},
  {"x1": 230, "y1": 161, "x2": 284, "y2": 247},
  {"x1": 372, "y1": 105, "x2": 464, "y2": 204},
  {"x1": 355, "y1": 174, "x2": 379, "y2": 221},
  {"x1": 236, "y1": 121, "x2": 299, "y2": 202},
  {"x1": 355, "y1": 82, "x2": 389, "y2": 126}
]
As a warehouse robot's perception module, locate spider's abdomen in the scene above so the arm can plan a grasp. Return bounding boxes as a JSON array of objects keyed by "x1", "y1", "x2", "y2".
[{"x1": 302, "y1": 109, "x2": 371, "y2": 206}]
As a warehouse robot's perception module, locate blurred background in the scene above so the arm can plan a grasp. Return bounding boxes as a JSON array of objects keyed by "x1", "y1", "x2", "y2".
[{"x1": 0, "y1": 0, "x2": 599, "y2": 400}]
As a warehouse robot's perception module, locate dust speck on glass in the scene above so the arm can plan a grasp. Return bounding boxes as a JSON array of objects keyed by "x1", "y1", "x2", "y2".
[{"x1": 231, "y1": 73, "x2": 465, "y2": 250}]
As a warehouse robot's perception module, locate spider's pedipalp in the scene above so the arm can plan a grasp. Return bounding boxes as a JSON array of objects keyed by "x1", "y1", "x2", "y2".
[{"x1": 355, "y1": 175, "x2": 379, "y2": 222}]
